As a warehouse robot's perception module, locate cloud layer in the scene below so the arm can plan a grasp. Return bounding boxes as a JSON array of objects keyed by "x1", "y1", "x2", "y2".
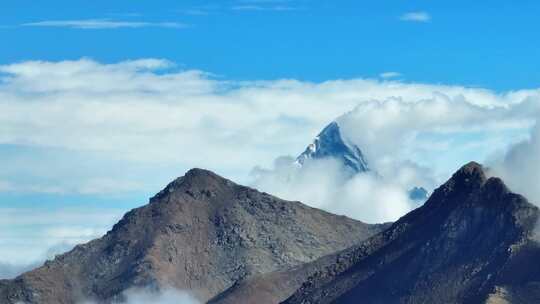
[
  {"x1": 1, "y1": 58, "x2": 538, "y2": 194},
  {"x1": 251, "y1": 157, "x2": 421, "y2": 223},
  {"x1": 1, "y1": 58, "x2": 540, "y2": 267},
  {"x1": 491, "y1": 124, "x2": 540, "y2": 205}
]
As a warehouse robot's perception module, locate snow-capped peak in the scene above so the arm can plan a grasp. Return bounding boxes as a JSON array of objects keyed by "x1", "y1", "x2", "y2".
[{"x1": 296, "y1": 121, "x2": 369, "y2": 174}]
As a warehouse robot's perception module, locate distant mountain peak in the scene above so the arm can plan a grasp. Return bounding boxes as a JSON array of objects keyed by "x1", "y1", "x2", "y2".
[{"x1": 296, "y1": 122, "x2": 369, "y2": 174}]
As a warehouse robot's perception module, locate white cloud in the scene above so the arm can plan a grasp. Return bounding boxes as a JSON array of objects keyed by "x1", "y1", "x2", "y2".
[
  {"x1": 0, "y1": 58, "x2": 539, "y2": 197},
  {"x1": 0, "y1": 180, "x2": 14, "y2": 191},
  {"x1": 0, "y1": 207, "x2": 122, "y2": 268},
  {"x1": 337, "y1": 96, "x2": 535, "y2": 171},
  {"x1": 22, "y1": 19, "x2": 186, "y2": 29},
  {"x1": 2, "y1": 58, "x2": 540, "y2": 277},
  {"x1": 231, "y1": 5, "x2": 297, "y2": 11},
  {"x1": 119, "y1": 288, "x2": 200, "y2": 304},
  {"x1": 0, "y1": 242, "x2": 75, "y2": 279},
  {"x1": 379, "y1": 72, "x2": 401, "y2": 79},
  {"x1": 251, "y1": 155, "x2": 435, "y2": 223},
  {"x1": 491, "y1": 123, "x2": 540, "y2": 205},
  {"x1": 17, "y1": 288, "x2": 200, "y2": 304},
  {"x1": 77, "y1": 289, "x2": 200, "y2": 304},
  {"x1": 0, "y1": 262, "x2": 40, "y2": 280},
  {"x1": 400, "y1": 11, "x2": 431, "y2": 22}
]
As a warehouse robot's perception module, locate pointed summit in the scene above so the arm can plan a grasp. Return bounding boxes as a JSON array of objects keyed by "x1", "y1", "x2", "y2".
[
  {"x1": 151, "y1": 168, "x2": 237, "y2": 203},
  {"x1": 423, "y1": 161, "x2": 488, "y2": 208},
  {"x1": 454, "y1": 161, "x2": 486, "y2": 181},
  {"x1": 444, "y1": 161, "x2": 487, "y2": 191},
  {"x1": 296, "y1": 122, "x2": 369, "y2": 173}
]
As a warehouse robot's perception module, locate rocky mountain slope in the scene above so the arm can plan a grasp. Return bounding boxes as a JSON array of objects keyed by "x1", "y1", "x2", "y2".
[
  {"x1": 281, "y1": 162, "x2": 540, "y2": 304},
  {"x1": 0, "y1": 169, "x2": 384, "y2": 304}
]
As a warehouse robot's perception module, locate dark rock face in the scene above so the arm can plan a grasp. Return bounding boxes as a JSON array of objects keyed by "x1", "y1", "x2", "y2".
[
  {"x1": 0, "y1": 169, "x2": 384, "y2": 304},
  {"x1": 296, "y1": 122, "x2": 369, "y2": 174},
  {"x1": 208, "y1": 252, "x2": 340, "y2": 304},
  {"x1": 282, "y1": 162, "x2": 540, "y2": 304}
]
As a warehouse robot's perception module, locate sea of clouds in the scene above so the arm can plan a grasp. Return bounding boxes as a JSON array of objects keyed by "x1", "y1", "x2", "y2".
[{"x1": 1, "y1": 58, "x2": 540, "y2": 278}]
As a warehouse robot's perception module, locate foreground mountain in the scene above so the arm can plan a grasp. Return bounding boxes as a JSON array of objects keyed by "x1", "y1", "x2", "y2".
[
  {"x1": 296, "y1": 122, "x2": 369, "y2": 174},
  {"x1": 0, "y1": 169, "x2": 385, "y2": 304},
  {"x1": 282, "y1": 162, "x2": 540, "y2": 304}
]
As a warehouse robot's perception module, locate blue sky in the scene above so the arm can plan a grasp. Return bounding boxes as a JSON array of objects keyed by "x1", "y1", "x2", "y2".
[
  {"x1": 1, "y1": 0, "x2": 540, "y2": 272},
  {"x1": 1, "y1": 0, "x2": 539, "y2": 91}
]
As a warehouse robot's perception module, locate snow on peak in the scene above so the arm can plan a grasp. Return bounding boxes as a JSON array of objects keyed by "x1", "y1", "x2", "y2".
[{"x1": 296, "y1": 121, "x2": 369, "y2": 174}]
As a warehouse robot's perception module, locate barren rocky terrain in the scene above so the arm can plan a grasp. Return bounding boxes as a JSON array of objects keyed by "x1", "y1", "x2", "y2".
[{"x1": 0, "y1": 169, "x2": 384, "y2": 304}]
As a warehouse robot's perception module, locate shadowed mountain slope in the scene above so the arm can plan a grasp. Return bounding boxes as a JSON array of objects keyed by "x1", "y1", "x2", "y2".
[
  {"x1": 281, "y1": 162, "x2": 540, "y2": 304},
  {"x1": 0, "y1": 169, "x2": 385, "y2": 304}
]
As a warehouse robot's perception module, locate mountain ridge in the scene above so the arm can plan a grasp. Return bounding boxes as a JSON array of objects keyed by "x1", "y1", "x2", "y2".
[
  {"x1": 0, "y1": 168, "x2": 385, "y2": 304},
  {"x1": 282, "y1": 161, "x2": 540, "y2": 304}
]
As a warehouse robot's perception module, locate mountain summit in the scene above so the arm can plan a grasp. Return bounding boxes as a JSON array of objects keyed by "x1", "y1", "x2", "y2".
[
  {"x1": 0, "y1": 168, "x2": 384, "y2": 304},
  {"x1": 296, "y1": 122, "x2": 369, "y2": 174}
]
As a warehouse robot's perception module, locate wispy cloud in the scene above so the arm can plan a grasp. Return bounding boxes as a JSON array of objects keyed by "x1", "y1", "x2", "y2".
[
  {"x1": 106, "y1": 12, "x2": 142, "y2": 18},
  {"x1": 181, "y1": 9, "x2": 211, "y2": 15},
  {"x1": 176, "y1": 4, "x2": 221, "y2": 16},
  {"x1": 379, "y1": 72, "x2": 402, "y2": 79},
  {"x1": 22, "y1": 19, "x2": 186, "y2": 29},
  {"x1": 231, "y1": 5, "x2": 297, "y2": 11},
  {"x1": 239, "y1": 0, "x2": 294, "y2": 3},
  {"x1": 400, "y1": 11, "x2": 431, "y2": 22},
  {"x1": 232, "y1": 0, "x2": 298, "y2": 11}
]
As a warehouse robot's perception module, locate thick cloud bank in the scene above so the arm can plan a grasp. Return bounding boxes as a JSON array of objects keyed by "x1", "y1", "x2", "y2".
[
  {"x1": 492, "y1": 124, "x2": 540, "y2": 205},
  {"x1": 0, "y1": 58, "x2": 539, "y2": 193},
  {"x1": 251, "y1": 157, "x2": 433, "y2": 223}
]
